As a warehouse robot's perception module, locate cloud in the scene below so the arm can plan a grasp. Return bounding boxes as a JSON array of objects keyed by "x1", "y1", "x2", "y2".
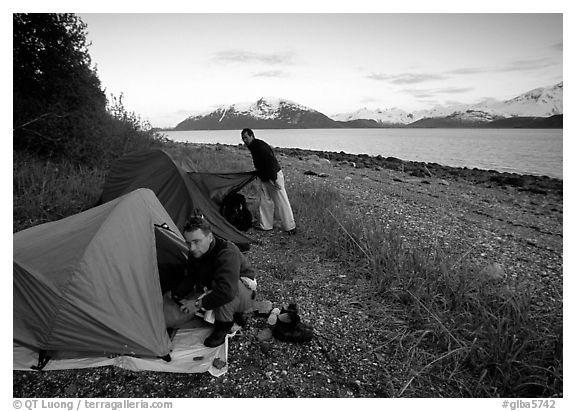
[
  {"x1": 366, "y1": 72, "x2": 447, "y2": 84},
  {"x1": 212, "y1": 50, "x2": 295, "y2": 65},
  {"x1": 447, "y1": 57, "x2": 560, "y2": 76},
  {"x1": 496, "y1": 58, "x2": 559, "y2": 72},
  {"x1": 252, "y1": 70, "x2": 289, "y2": 78},
  {"x1": 402, "y1": 87, "x2": 473, "y2": 99},
  {"x1": 359, "y1": 97, "x2": 380, "y2": 103},
  {"x1": 551, "y1": 42, "x2": 563, "y2": 51},
  {"x1": 407, "y1": 91, "x2": 436, "y2": 99},
  {"x1": 436, "y1": 87, "x2": 474, "y2": 94},
  {"x1": 446, "y1": 67, "x2": 488, "y2": 75}
]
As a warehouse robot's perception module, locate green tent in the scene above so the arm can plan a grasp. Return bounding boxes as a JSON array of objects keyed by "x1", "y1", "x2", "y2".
[
  {"x1": 14, "y1": 189, "x2": 188, "y2": 368},
  {"x1": 99, "y1": 149, "x2": 256, "y2": 251}
]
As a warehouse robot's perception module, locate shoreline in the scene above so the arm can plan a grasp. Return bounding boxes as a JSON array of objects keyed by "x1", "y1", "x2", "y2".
[{"x1": 181, "y1": 142, "x2": 563, "y2": 197}]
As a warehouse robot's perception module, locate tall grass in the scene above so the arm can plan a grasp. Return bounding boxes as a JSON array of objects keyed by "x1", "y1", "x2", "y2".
[
  {"x1": 13, "y1": 151, "x2": 106, "y2": 232},
  {"x1": 289, "y1": 177, "x2": 562, "y2": 397}
]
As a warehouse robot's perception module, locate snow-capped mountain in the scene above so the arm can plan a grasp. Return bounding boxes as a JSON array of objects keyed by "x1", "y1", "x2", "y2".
[
  {"x1": 221, "y1": 97, "x2": 314, "y2": 120},
  {"x1": 174, "y1": 97, "x2": 339, "y2": 130},
  {"x1": 331, "y1": 82, "x2": 563, "y2": 125},
  {"x1": 471, "y1": 82, "x2": 563, "y2": 118},
  {"x1": 173, "y1": 83, "x2": 562, "y2": 130},
  {"x1": 446, "y1": 110, "x2": 503, "y2": 122},
  {"x1": 332, "y1": 107, "x2": 415, "y2": 125}
]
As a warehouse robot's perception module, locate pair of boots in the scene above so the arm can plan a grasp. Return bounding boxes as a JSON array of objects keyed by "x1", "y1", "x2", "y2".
[
  {"x1": 204, "y1": 313, "x2": 246, "y2": 347},
  {"x1": 272, "y1": 303, "x2": 314, "y2": 343}
]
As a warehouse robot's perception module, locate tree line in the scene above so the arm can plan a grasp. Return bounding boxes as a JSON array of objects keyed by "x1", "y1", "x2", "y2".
[{"x1": 13, "y1": 13, "x2": 163, "y2": 167}]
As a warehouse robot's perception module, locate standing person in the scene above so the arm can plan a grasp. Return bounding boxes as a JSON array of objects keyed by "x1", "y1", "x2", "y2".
[
  {"x1": 169, "y1": 215, "x2": 257, "y2": 347},
  {"x1": 241, "y1": 128, "x2": 296, "y2": 234}
]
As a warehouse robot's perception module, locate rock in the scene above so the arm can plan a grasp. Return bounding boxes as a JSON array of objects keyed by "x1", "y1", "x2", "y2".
[
  {"x1": 64, "y1": 384, "x2": 77, "y2": 395},
  {"x1": 303, "y1": 170, "x2": 329, "y2": 178},
  {"x1": 257, "y1": 328, "x2": 274, "y2": 342},
  {"x1": 212, "y1": 358, "x2": 227, "y2": 370},
  {"x1": 480, "y1": 262, "x2": 505, "y2": 281},
  {"x1": 319, "y1": 158, "x2": 331, "y2": 166},
  {"x1": 410, "y1": 169, "x2": 427, "y2": 178},
  {"x1": 439, "y1": 179, "x2": 450, "y2": 186},
  {"x1": 344, "y1": 176, "x2": 353, "y2": 181},
  {"x1": 253, "y1": 299, "x2": 273, "y2": 315},
  {"x1": 259, "y1": 341, "x2": 272, "y2": 355},
  {"x1": 268, "y1": 145, "x2": 561, "y2": 196},
  {"x1": 306, "y1": 154, "x2": 321, "y2": 162}
]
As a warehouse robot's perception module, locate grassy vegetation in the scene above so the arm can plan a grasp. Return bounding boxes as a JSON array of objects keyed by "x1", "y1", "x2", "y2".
[
  {"x1": 287, "y1": 178, "x2": 562, "y2": 397},
  {"x1": 13, "y1": 150, "x2": 105, "y2": 232},
  {"x1": 13, "y1": 143, "x2": 562, "y2": 398}
]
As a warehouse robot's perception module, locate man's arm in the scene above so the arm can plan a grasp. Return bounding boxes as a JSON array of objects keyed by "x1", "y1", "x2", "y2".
[
  {"x1": 251, "y1": 141, "x2": 280, "y2": 181},
  {"x1": 201, "y1": 248, "x2": 241, "y2": 310}
]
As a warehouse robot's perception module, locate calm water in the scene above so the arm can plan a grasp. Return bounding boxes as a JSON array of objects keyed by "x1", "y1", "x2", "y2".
[{"x1": 161, "y1": 128, "x2": 563, "y2": 179}]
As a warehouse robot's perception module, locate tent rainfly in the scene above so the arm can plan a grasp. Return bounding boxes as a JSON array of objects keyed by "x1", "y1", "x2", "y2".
[{"x1": 99, "y1": 149, "x2": 257, "y2": 251}]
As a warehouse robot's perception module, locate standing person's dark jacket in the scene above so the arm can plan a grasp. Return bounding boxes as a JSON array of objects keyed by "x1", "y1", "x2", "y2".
[
  {"x1": 173, "y1": 237, "x2": 255, "y2": 310},
  {"x1": 247, "y1": 138, "x2": 281, "y2": 182}
]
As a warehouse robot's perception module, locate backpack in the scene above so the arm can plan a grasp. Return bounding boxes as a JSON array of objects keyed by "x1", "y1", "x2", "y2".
[{"x1": 221, "y1": 193, "x2": 252, "y2": 232}]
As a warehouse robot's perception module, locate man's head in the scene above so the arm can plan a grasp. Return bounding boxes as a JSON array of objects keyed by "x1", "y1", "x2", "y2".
[
  {"x1": 183, "y1": 215, "x2": 214, "y2": 259},
  {"x1": 241, "y1": 128, "x2": 255, "y2": 146}
]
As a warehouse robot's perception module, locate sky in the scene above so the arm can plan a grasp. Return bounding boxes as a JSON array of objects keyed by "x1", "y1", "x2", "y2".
[{"x1": 77, "y1": 12, "x2": 563, "y2": 128}]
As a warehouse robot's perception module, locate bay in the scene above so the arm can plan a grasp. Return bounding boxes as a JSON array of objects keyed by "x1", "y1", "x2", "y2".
[{"x1": 160, "y1": 128, "x2": 563, "y2": 179}]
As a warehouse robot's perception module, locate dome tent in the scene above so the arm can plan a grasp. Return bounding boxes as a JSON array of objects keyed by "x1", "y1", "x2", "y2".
[
  {"x1": 99, "y1": 149, "x2": 257, "y2": 251},
  {"x1": 13, "y1": 189, "x2": 188, "y2": 369},
  {"x1": 13, "y1": 189, "x2": 236, "y2": 376}
]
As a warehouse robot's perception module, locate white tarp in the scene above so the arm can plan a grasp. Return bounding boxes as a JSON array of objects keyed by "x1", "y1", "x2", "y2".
[{"x1": 14, "y1": 320, "x2": 239, "y2": 377}]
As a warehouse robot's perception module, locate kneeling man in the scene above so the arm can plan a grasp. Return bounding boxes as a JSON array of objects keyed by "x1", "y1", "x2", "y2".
[{"x1": 169, "y1": 215, "x2": 256, "y2": 347}]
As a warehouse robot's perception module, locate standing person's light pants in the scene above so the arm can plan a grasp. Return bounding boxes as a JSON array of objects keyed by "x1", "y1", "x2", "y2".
[{"x1": 258, "y1": 170, "x2": 296, "y2": 231}]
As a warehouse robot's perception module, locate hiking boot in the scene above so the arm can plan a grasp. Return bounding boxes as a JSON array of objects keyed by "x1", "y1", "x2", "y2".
[
  {"x1": 286, "y1": 228, "x2": 297, "y2": 236},
  {"x1": 272, "y1": 304, "x2": 314, "y2": 343},
  {"x1": 252, "y1": 222, "x2": 272, "y2": 231},
  {"x1": 204, "y1": 321, "x2": 234, "y2": 347}
]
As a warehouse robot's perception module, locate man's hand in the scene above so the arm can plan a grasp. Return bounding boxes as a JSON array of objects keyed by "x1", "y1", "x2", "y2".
[
  {"x1": 180, "y1": 299, "x2": 200, "y2": 315},
  {"x1": 271, "y1": 180, "x2": 281, "y2": 191}
]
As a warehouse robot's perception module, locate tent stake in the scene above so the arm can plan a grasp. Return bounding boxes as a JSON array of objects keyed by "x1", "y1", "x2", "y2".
[{"x1": 31, "y1": 349, "x2": 50, "y2": 371}]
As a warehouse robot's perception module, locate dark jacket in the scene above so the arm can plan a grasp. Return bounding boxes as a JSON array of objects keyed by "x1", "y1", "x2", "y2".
[
  {"x1": 173, "y1": 237, "x2": 255, "y2": 310},
  {"x1": 247, "y1": 138, "x2": 281, "y2": 182}
]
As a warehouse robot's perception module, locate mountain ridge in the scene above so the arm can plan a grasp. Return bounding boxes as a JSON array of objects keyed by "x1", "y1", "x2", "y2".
[{"x1": 172, "y1": 82, "x2": 563, "y2": 130}]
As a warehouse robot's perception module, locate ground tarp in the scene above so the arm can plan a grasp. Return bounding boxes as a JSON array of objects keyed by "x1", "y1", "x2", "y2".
[{"x1": 14, "y1": 319, "x2": 239, "y2": 376}]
